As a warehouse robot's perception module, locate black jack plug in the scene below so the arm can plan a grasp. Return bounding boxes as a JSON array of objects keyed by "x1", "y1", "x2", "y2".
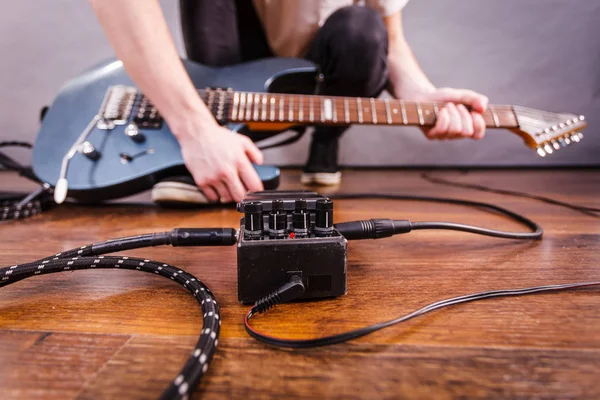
[
  {"x1": 334, "y1": 219, "x2": 412, "y2": 240},
  {"x1": 253, "y1": 275, "x2": 306, "y2": 314}
]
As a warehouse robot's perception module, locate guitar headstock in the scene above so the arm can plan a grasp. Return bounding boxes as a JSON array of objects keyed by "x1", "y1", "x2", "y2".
[{"x1": 512, "y1": 106, "x2": 587, "y2": 157}]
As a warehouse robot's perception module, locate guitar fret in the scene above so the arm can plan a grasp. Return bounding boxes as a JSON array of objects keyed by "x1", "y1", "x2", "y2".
[
  {"x1": 239, "y1": 93, "x2": 247, "y2": 120},
  {"x1": 370, "y1": 98, "x2": 377, "y2": 124},
  {"x1": 246, "y1": 94, "x2": 253, "y2": 121},
  {"x1": 323, "y1": 99, "x2": 333, "y2": 121},
  {"x1": 384, "y1": 99, "x2": 392, "y2": 124},
  {"x1": 417, "y1": 102, "x2": 424, "y2": 125},
  {"x1": 433, "y1": 103, "x2": 439, "y2": 122},
  {"x1": 332, "y1": 98, "x2": 337, "y2": 123},
  {"x1": 252, "y1": 94, "x2": 260, "y2": 121},
  {"x1": 261, "y1": 94, "x2": 267, "y2": 121},
  {"x1": 491, "y1": 107, "x2": 500, "y2": 127},
  {"x1": 232, "y1": 92, "x2": 239, "y2": 121},
  {"x1": 269, "y1": 96, "x2": 275, "y2": 121},
  {"x1": 279, "y1": 96, "x2": 284, "y2": 121},
  {"x1": 344, "y1": 99, "x2": 350, "y2": 123},
  {"x1": 400, "y1": 100, "x2": 407, "y2": 124},
  {"x1": 309, "y1": 97, "x2": 315, "y2": 122},
  {"x1": 299, "y1": 96, "x2": 304, "y2": 122},
  {"x1": 357, "y1": 98, "x2": 363, "y2": 123},
  {"x1": 288, "y1": 97, "x2": 294, "y2": 121}
]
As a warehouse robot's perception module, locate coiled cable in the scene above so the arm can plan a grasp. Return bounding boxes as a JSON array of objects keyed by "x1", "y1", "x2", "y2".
[{"x1": 0, "y1": 228, "x2": 237, "y2": 400}]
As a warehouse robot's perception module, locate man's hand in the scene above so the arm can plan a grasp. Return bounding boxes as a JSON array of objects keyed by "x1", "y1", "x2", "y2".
[
  {"x1": 414, "y1": 88, "x2": 489, "y2": 141},
  {"x1": 90, "y1": 0, "x2": 264, "y2": 203},
  {"x1": 383, "y1": 11, "x2": 489, "y2": 142},
  {"x1": 175, "y1": 119, "x2": 264, "y2": 203}
]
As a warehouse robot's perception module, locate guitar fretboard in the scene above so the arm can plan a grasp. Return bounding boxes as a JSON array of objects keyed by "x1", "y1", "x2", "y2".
[{"x1": 219, "y1": 92, "x2": 519, "y2": 129}]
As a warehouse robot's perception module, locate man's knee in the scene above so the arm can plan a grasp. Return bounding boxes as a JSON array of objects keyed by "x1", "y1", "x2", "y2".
[
  {"x1": 314, "y1": 6, "x2": 389, "y2": 96},
  {"x1": 325, "y1": 6, "x2": 388, "y2": 52}
]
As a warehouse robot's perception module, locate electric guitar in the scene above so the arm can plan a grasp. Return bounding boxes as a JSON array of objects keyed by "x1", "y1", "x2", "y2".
[{"x1": 32, "y1": 57, "x2": 588, "y2": 203}]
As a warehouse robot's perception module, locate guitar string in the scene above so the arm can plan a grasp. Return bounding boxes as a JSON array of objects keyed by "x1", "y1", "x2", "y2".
[
  {"x1": 205, "y1": 91, "x2": 573, "y2": 120},
  {"x1": 190, "y1": 89, "x2": 581, "y2": 121},
  {"x1": 212, "y1": 94, "x2": 572, "y2": 123},
  {"x1": 135, "y1": 90, "x2": 564, "y2": 119},
  {"x1": 128, "y1": 92, "x2": 580, "y2": 131}
]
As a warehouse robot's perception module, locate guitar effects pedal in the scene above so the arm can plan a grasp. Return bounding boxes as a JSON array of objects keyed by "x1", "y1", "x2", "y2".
[{"x1": 237, "y1": 191, "x2": 347, "y2": 304}]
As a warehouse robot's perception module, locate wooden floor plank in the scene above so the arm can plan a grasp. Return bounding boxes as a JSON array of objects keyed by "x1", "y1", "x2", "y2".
[
  {"x1": 1, "y1": 169, "x2": 599, "y2": 399},
  {"x1": 0, "y1": 330, "x2": 131, "y2": 400}
]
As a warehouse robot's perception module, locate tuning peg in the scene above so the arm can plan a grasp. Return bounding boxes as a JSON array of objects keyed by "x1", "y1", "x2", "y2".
[
  {"x1": 551, "y1": 140, "x2": 560, "y2": 150},
  {"x1": 543, "y1": 144, "x2": 554, "y2": 154},
  {"x1": 579, "y1": 115, "x2": 585, "y2": 121},
  {"x1": 576, "y1": 132, "x2": 584, "y2": 140},
  {"x1": 536, "y1": 147, "x2": 546, "y2": 157},
  {"x1": 571, "y1": 133, "x2": 581, "y2": 143},
  {"x1": 558, "y1": 138, "x2": 568, "y2": 148}
]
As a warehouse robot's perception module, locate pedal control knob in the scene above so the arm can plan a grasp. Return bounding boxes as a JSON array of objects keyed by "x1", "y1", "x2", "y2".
[
  {"x1": 315, "y1": 199, "x2": 334, "y2": 236},
  {"x1": 244, "y1": 201, "x2": 263, "y2": 239},
  {"x1": 292, "y1": 199, "x2": 309, "y2": 237},
  {"x1": 268, "y1": 200, "x2": 286, "y2": 238}
]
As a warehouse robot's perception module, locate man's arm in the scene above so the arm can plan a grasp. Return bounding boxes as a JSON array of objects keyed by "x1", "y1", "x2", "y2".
[
  {"x1": 89, "y1": 0, "x2": 263, "y2": 202},
  {"x1": 384, "y1": 10, "x2": 488, "y2": 140}
]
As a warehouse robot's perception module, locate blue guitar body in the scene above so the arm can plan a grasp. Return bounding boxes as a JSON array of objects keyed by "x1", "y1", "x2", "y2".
[{"x1": 32, "y1": 57, "x2": 317, "y2": 202}]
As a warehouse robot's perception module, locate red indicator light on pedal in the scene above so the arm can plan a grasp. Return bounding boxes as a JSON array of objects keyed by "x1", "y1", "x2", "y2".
[{"x1": 289, "y1": 232, "x2": 295, "y2": 239}]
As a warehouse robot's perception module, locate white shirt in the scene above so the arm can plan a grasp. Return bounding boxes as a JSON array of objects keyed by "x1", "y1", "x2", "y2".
[{"x1": 253, "y1": 0, "x2": 410, "y2": 58}]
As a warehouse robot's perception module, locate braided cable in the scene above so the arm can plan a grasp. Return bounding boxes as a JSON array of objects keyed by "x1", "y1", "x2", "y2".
[{"x1": 0, "y1": 235, "x2": 224, "y2": 400}]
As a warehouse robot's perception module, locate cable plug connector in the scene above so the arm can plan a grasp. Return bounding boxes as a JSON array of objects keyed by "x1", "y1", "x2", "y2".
[
  {"x1": 168, "y1": 228, "x2": 238, "y2": 246},
  {"x1": 334, "y1": 219, "x2": 412, "y2": 240},
  {"x1": 252, "y1": 275, "x2": 305, "y2": 314}
]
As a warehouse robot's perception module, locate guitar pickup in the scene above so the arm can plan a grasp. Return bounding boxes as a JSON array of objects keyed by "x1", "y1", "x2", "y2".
[{"x1": 133, "y1": 94, "x2": 163, "y2": 129}]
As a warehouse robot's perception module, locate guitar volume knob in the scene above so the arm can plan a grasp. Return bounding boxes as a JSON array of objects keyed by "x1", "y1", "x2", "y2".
[
  {"x1": 124, "y1": 123, "x2": 146, "y2": 143},
  {"x1": 78, "y1": 141, "x2": 101, "y2": 161}
]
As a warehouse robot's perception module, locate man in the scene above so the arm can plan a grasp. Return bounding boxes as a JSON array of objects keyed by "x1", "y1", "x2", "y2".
[{"x1": 90, "y1": 0, "x2": 488, "y2": 203}]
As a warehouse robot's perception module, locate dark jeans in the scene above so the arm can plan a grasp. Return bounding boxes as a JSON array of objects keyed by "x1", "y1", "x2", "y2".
[{"x1": 179, "y1": 0, "x2": 389, "y2": 171}]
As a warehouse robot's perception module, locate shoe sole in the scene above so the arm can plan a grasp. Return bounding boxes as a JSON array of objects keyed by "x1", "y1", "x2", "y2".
[
  {"x1": 151, "y1": 181, "x2": 210, "y2": 206},
  {"x1": 300, "y1": 172, "x2": 342, "y2": 186}
]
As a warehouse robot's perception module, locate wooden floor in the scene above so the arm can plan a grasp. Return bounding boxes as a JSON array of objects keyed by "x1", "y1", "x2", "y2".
[{"x1": 1, "y1": 169, "x2": 599, "y2": 399}]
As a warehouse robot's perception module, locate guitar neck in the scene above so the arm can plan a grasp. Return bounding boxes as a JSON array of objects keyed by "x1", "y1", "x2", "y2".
[{"x1": 216, "y1": 91, "x2": 519, "y2": 129}]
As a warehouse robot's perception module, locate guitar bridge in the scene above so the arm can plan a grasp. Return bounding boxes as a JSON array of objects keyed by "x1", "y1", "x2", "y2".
[{"x1": 97, "y1": 85, "x2": 137, "y2": 129}]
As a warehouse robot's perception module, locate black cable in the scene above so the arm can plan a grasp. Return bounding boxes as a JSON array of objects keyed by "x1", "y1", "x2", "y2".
[
  {"x1": 0, "y1": 141, "x2": 33, "y2": 149},
  {"x1": 245, "y1": 280, "x2": 600, "y2": 348},
  {"x1": 330, "y1": 193, "x2": 543, "y2": 240},
  {"x1": 421, "y1": 171, "x2": 600, "y2": 217},
  {"x1": 0, "y1": 228, "x2": 237, "y2": 400},
  {"x1": 409, "y1": 221, "x2": 540, "y2": 239},
  {"x1": 1, "y1": 186, "x2": 54, "y2": 222},
  {"x1": 0, "y1": 142, "x2": 51, "y2": 221}
]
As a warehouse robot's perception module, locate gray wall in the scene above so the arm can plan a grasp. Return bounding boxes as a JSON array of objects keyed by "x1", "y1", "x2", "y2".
[{"x1": 1, "y1": 0, "x2": 599, "y2": 167}]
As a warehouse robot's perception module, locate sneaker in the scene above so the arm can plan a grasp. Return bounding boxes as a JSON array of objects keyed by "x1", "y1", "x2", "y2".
[
  {"x1": 301, "y1": 127, "x2": 343, "y2": 186},
  {"x1": 151, "y1": 175, "x2": 211, "y2": 207}
]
